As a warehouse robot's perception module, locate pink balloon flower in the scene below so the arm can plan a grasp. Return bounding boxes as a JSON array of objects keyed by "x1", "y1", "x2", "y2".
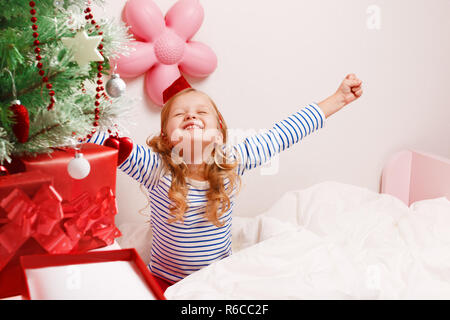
[{"x1": 114, "y1": 0, "x2": 218, "y2": 106}]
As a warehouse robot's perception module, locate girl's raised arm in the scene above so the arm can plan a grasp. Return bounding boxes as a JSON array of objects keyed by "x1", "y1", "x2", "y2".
[
  {"x1": 228, "y1": 73, "x2": 363, "y2": 176},
  {"x1": 229, "y1": 103, "x2": 326, "y2": 176},
  {"x1": 86, "y1": 132, "x2": 163, "y2": 190}
]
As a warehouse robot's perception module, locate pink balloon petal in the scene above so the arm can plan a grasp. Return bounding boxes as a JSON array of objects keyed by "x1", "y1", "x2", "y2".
[
  {"x1": 165, "y1": 0, "x2": 204, "y2": 41},
  {"x1": 113, "y1": 41, "x2": 157, "y2": 78},
  {"x1": 179, "y1": 41, "x2": 217, "y2": 77},
  {"x1": 121, "y1": 0, "x2": 217, "y2": 105},
  {"x1": 145, "y1": 64, "x2": 181, "y2": 106},
  {"x1": 125, "y1": 0, "x2": 165, "y2": 42}
]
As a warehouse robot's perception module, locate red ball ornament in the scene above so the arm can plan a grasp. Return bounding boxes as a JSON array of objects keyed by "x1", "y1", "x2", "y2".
[
  {"x1": 10, "y1": 100, "x2": 30, "y2": 143},
  {"x1": 104, "y1": 136, "x2": 133, "y2": 165}
]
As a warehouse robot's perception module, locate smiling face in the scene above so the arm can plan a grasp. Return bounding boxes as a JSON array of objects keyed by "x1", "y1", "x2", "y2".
[{"x1": 163, "y1": 90, "x2": 223, "y2": 149}]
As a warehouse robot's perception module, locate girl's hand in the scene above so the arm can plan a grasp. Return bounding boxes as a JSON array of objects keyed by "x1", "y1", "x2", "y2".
[
  {"x1": 318, "y1": 73, "x2": 363, "y2": 118},
  {"x1": 336, "y1": 73, "x2": 363, "y2": 106}
]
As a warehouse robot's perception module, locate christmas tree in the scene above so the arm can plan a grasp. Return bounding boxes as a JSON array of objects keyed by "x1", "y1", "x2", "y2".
[{"x1": 0, "y1": 0, "x2": 133, "y2": 165}]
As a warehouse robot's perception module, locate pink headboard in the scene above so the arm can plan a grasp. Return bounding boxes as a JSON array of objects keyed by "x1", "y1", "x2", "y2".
[{"x1": 380, "y1": 149, "x2": 450, "y2": 206}]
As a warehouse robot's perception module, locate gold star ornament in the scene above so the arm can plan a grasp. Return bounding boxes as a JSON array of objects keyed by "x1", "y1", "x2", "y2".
[{"x1": 61, "y1": 30, "x2": 104, "y2": 67}]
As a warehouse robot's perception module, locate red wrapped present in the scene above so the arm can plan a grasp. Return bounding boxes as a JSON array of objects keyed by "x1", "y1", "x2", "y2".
[
  {"x1": 0, "y1": 170, "x2": 53, "y2": 200},
  {"x1": 8, "y1": 143, "x2": 119, "y2": 201},
  {"x1": 0, "y1": 171, "x2": 121, "y2": 299}
]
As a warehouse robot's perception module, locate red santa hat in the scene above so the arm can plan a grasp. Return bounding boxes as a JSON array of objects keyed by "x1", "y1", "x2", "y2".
[{"x1": 162, "y1": 75, "x2": 192, "y2": 104}]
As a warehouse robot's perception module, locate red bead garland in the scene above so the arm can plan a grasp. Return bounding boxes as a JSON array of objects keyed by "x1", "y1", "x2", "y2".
[
  {"x1": 76, "y1": 4, "x2": 119, "y2": 144},
  {"x1": 82, "y1": 5, "x2": 107, "y2": 141},
  {"x1": 29, "y1": 1, "x2": 55, "y2": 110}
]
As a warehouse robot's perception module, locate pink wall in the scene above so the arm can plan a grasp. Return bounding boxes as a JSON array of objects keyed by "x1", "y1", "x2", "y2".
[{"x1": 95, "y1": 0, "x2": 450, "y2": 224}]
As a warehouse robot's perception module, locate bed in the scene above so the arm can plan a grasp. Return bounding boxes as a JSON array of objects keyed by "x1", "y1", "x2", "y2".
[
  {"x1": 380, "y1": 149, "x2": 450, "y2": 206},
  {"x1": 118, "y1": 149, "x2": 450, "y2": 299}
]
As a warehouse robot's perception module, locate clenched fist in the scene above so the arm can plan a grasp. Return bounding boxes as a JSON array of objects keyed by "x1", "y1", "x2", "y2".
[
  {"x1": 336, "y1": 73, "x2": 363, "y2": 106},
  {"x1": 318, "y1": 73, "x2": 363, "y2": 118}
]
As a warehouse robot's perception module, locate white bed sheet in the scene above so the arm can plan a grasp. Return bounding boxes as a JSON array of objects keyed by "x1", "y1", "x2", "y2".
[{"x1": 163, "y1": 181, "x2": 450, "y2": 300}]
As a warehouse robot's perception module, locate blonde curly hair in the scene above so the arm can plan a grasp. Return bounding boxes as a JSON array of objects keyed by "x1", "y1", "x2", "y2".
[{"x1": 147, "y1": 88, "x2": 241, "y2": 227}]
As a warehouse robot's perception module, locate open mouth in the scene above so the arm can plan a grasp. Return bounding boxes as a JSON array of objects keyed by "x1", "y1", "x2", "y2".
[{"x1": 182, "y1": 121, "x2": 204, "y2": 130}]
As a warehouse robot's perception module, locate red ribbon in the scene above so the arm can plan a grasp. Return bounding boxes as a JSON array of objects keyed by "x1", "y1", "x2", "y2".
[
  {"x1": 63, "y1": 187, "x2": 121, "y2": 250},
  {"x1": 0, "y1": 185, "x2": 121, "y2": 271}
]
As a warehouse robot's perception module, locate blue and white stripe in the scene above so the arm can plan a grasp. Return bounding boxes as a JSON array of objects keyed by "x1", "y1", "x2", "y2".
[
  {"x1": 231, "y1": 103, "x2": 325, "y2": 175},
  {"x1": 87, "y1": 103, "x2": 325, "y2": 283}
]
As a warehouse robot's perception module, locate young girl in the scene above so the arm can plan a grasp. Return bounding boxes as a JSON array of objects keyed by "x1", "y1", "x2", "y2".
[{"x1": 88, "y1": 73, "x2": 363, "y2": 290}]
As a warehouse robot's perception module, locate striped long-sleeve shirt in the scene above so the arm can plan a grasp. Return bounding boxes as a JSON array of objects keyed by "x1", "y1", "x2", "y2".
[{"x1": 88, "y1": 103, "x2": 326, "y2": 283}]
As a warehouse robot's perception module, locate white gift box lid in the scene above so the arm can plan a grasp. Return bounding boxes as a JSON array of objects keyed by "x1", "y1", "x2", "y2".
[{"x1": 20, "y1": 249, "x2": 165, "y2": 300}]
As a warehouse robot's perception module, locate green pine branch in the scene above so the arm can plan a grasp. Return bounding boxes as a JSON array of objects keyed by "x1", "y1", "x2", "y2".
[{"x1": 0, "y1": 0, "x2": 130, "y2": 163}]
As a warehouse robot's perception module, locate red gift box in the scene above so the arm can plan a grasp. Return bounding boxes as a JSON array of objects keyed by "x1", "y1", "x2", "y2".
[
  {"x1": 20, "y1": 249, "x2": 166, "y2": 300},
  {"x1": 10, "y1": 143, "x2": 118, "y2": 201},
  {"x1": 0, "y1": 170, "x2": 121, "y2": 299},
  {"x1": 0, "y1": 170, "x2": 53, "y2": 200},
  {"x1": 0, "y1": 171, "x2": 55, "y2": 299}
]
